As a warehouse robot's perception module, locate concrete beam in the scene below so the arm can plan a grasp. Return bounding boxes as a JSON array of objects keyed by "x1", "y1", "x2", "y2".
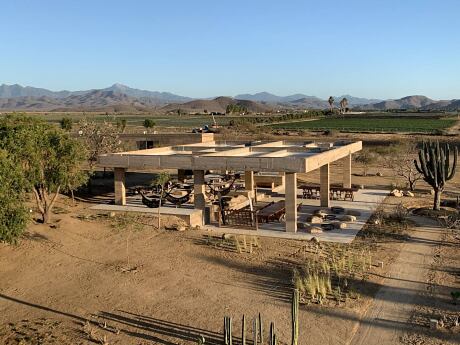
[
  {"x1": 285, "y1": 172, "x2": 297, "y2": 233},
  {"x1": 343, "y1": 154, "x2": 352, "y2": 188},
  {"x1": 114, "y1": 168, "x2": 126, "y2": 206},
  {"x1": 320, "y1": 164, "x2": 330, "y2": 208}
]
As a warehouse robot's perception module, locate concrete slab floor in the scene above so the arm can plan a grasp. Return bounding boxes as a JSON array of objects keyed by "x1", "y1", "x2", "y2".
[{"x1": 204, "y1": 189, "x2": 388, "y2": 244}]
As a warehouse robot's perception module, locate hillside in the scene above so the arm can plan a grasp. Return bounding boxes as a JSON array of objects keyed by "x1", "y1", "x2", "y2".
[
  {"x1": 161, "y1": 96, "x2": 272, "y2": 113},
  {"x1": 360, "y1": 95, "x2": 436, "y2": 110}
]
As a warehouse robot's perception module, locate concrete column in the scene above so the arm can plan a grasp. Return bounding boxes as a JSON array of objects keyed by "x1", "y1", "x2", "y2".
[
  {"x1": 285, "y1": 172, "x2": 297, "y2": 233},
  {"x1": 114, "y1": 167, "x2": 126, "y2": 206},
  {"x1": 343, "y1": 154, "x2": 352, "y2": 188},
  {"x1": 245, "y1": 171, "x2": 254, "y2": 197},
  {"x1": 320, "y1": 164, "x2": 330, "y2": 208},
  {"x1": 193, "y1": 170, "x2": 206, "y2": 211}
]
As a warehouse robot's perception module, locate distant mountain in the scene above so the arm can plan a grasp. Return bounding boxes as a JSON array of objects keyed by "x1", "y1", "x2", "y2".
[
  {"x1": 235, "y1": 91, "x2": 382, "y2": 106},
  {"x1": 0, "y1": 90, "x2": 159, "y2": 112},
  {"x1": 161, "y1": 96, "x2": 272, "y2": 114},
  {"x1": 0, "y1": 84, "x2": 81, "y2": 98},
  {"x1": 335, "y1": 95, "x2": 382, "y2": 106},
  {"x1": 101, "y1": 83, "x2": 192, "y2": 103},
  {"x1": 0, "y1": 83, "x2": 191, "y2": 104},
  {"x1": 361, "y1": 95, "x2": 436, "y2": 110},
  {"x1": 235, "y1": 92, "x2": 323, "y2": 104},
  {"x1": 0, "y1": 83, "x2": 458, "y2": 112}
]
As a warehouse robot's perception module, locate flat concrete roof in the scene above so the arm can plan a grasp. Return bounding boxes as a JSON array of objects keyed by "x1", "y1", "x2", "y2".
[{"x1": 98, "y1": 140, "x2": 362, "y2": 173}]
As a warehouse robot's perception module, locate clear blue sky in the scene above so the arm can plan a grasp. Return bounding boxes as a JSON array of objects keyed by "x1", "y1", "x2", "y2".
[{"x1": 1, "y1": 0, "x2": 459, "y2": 99}]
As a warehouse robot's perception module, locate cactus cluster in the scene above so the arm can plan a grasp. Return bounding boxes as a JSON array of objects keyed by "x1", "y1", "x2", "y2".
[
  {"x1": 223, "y1": 289, "x2": 299, "y2": 345},
  {"x1": 414, "y1": 141, "x2": 458, "y2": 210}
]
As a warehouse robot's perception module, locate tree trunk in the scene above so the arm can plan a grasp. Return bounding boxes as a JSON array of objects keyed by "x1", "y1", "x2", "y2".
[
  {"x1": 409, "y1": 180, "x2": 415, "y2": 191},
  {"x1": 433, "y1": 189, "x2": 442, "y2": 211},
  {"x1": 43, "y1": 210, "x2": 51, "y2": 224}
]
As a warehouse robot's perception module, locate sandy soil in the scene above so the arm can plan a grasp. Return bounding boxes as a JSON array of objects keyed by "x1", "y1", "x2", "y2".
[{"x1": 0, "y1": 192, "x2": 406, "y2": 345}]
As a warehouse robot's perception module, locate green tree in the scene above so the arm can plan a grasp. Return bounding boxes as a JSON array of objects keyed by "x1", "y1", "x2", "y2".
[
  {"x1": 143, "y1": 118, "x2": 156, "y2": 130},
  {"x1": 0, "y1": 150, "x2": 29, "y2": 243},
  {"x1": 151, "y1": 172, "x2": 171, "y2": 229},
  {"x1": 0, "y1": 115, "x2": 88, "y2": 223},
  {"x1": 60, "y1": 117, "x2": 73, "y2": 131}
]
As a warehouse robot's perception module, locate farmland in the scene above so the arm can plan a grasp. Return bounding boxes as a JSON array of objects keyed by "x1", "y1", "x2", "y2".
[{"x1": 270, "y1": 116, "x2": 457, "y2": 133}]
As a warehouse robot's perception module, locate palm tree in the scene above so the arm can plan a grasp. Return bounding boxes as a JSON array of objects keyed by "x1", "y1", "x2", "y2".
[
  {"x1": 328, "y1": 96, "x2": 334, "y2": 114},
  {"x1": 339, "y1": 97, "x2": 349, "y2": 114}
]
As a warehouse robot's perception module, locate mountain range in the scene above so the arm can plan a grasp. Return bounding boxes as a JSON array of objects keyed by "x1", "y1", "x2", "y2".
[{"x1": 0, "y1": 83, "x2": 458, "y2": 112}]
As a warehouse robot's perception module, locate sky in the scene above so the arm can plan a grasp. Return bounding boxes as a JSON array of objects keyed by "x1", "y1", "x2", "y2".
[{"x1": 1, "y1": 0, "x2": 459, "y2": 100}]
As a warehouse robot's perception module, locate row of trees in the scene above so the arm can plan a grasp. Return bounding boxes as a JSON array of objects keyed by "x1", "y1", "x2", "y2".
[
  {"x1": 59, "y1": 117, "x2": 156, "y2": 133},
  {"x1": 226, "y1": 104, "x2": 248, "y2": 114}
]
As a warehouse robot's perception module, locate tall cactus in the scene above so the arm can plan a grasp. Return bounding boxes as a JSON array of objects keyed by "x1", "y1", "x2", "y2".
[
  {"x1": 414, "y1": 141, "x2": 458, "y2": 210},
  {"x1": 242, "y1": 315, "x2": 246, "y2": 345},
  {"x1": 224, "y1": 317, "x2": 233, "y2": 345},
  {"x1": 291, "y1": 289, "x2": 299, "y2": 345},
  {"x1": 269, "y1": 321, "x2": 277, "y2": 345}
]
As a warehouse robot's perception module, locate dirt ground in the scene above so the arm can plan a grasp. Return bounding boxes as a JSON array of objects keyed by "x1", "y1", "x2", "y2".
[
  {"x1": 0, "y1": 163, "x2": 459, "y2": 344},
  {"x1": 0, "y1": 191, "x2": 406, "y2": 345}
]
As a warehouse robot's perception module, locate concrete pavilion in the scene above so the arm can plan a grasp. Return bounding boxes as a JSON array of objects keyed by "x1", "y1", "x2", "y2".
[{"x1": 98, "y1": 139, "x2": 362, "y2": 233}]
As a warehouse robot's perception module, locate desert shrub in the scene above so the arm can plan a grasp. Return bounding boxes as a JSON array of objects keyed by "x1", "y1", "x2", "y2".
[
  {"x1": 0, "y1": 150, "x2": 29, "y2": 243},
  {"x1": 60, "y1": 117, "x2": 73, "y2": 131}
]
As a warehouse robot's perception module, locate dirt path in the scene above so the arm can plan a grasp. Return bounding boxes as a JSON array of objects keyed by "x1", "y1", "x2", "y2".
[{"x1": 348, "y1": 216, "x2": 443, "y2": 345}]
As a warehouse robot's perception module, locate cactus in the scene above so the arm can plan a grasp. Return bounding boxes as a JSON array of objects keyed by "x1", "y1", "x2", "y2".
[
  {"x1": 269, "y1": 321, "x2": 277, "y2": 345},
  {"x1": 224, "y1": 317, "x2": 233, "y2": 345},
  {"x1": 242, "y1": 315, "x2": 246, "y2": 345},
  {"x1": 258, "y1": 312, "x2": 263, "y2": 344},
  {"x1": 196, "y1": 335, "x2": 205, "y2": 344},
  {"x1": 415, "y1": 141, "x2": 458, "y2": 210},
  {"x1": 291, "y1": 289, "x2": 299, "y2": 345}
]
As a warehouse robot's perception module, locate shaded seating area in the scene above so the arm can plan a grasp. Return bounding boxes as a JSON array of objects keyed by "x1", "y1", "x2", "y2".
[
  {"x1": 99, "y1": 139, "x2": 362, "y2": 233},
  {"x1": 300, "y1": 184, "x2": 358, "y2": 201}
]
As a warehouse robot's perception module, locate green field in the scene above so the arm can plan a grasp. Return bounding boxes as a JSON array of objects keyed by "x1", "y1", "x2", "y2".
[{"x1": 270, "y1": 117, "x2": 457, "y2": 133}]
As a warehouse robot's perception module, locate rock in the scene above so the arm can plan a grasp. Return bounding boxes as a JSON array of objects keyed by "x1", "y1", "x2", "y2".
[
  {"x1": 310, "y1": 237, "x2": 320, "y2": 243},
  {"x1": 338, "y1": 215, "x2": 356, "y2": 222},
  {"x1": 331, "y1": 206, "x2": 345, "y2": 214},
  {"x1": 390, "y1": 189, "x2": 403, "y2": 197},
  {"x1": 346, "y1": 210, "x2": 361, "y2": 216},
  {"x1": 404, "y1": 191, "x2": 414, "y2": 197},
  {"x1": 429, "y1": 319, "x2": 438, "y2": 329},
  {"x1": 307, "y1": 215, "x2": 323, "y2": 224},
  {"x1": 332, "y1": 221, "x2": 347, "y2": 229},
  {"x1": 376, "y1": 172, "x2": 383, "y2": 177},
  {"x1": 306, "y1": 226, "x2": 323, "y2": 234}
]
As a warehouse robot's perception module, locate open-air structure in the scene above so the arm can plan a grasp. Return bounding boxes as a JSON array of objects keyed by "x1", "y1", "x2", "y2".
[{"x1": 98, "y1": 138, "x2": 362, "y2": 233}]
